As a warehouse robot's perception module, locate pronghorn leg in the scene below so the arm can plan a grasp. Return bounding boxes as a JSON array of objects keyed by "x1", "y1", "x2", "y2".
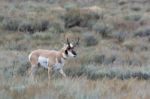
[
  {"x1": 48, "y1": 67, "x2": 52, "y2": 81},
  {"x1": 48, "y1": 67, "x2": 52, "y2": 87},
  {"x1": 59, "y1": 69, "x2": 66, "y2": 78},
  {"x1": 30, "y1": 65, "x2": 38, "y2": 80}
]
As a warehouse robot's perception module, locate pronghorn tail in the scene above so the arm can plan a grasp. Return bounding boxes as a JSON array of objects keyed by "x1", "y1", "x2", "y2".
[{"x1": 28, "y1": 52, "x2": 32, "y2": 61}]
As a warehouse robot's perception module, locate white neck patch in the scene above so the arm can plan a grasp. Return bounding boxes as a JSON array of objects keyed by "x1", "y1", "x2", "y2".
[{"x1": 68, "y1": 51, "x2": 75, "y2": 57}]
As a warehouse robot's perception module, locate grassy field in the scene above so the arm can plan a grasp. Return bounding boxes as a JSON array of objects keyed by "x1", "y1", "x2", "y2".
[
  {"x1": 1, "y1": 77, "x2": 150, "y2": 99},
  {"x1": 0, "y1": 0, "x2": 150, "y2": 99}
]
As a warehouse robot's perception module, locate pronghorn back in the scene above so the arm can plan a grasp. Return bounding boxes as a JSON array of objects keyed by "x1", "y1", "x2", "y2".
[{"x1": 28, "y1": 49, "x2": 60, "y2": 66}]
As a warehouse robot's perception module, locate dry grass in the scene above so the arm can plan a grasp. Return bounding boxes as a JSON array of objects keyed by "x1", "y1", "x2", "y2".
[{"x1": 1, "y1": 77, "x2": 150, "y2": 99}]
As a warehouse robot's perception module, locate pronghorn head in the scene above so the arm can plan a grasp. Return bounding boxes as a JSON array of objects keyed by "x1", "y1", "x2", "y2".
[{"x1": 63, "y1": 37, "x2": 79, "y2": 58}]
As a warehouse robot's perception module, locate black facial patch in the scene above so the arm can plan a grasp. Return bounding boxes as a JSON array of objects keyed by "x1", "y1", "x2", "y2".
[
  {"x1": 65, "y1": 50, "x2": 68, "y2": 55},
  {"x1": 72, "y1": 50, "x2": 77, "y2": 56},
  {"x1": 67, "y1": 46, "x2": 71, "y2": 50}
]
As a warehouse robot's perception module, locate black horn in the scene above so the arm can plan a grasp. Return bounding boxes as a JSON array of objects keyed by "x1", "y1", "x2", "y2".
[{"x1": 67, "y1": 38, "x2": 70, "y2": 46}]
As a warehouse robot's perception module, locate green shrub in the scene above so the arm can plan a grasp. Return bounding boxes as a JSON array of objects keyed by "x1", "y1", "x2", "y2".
[
  {"x1": 19, "y1": 19, "x2": 49, "y2": 33},
  {"x1": 18, "y1": 20, "x2": 34, "y2": 33},
  {"x1": 64, "y1": 8, "x2": 99, "y2": 28},
  {"x1": 17, "y1": 62, "x2": 30, "y2": 76},
  {"x1": 34, "y1": 20, "x2": 49, "y2": 32},
  {"x1": 103, "y1": 55, "x2": 116, "y2": 65},
  {"x1": 64, "y1": 2, "x2": 77, "y2": 10},
  {"x1": 109, "y1": 31, "x2": 128, "y2": 42},
  {"x1": 118, "y1": 0, "x2": 127, "y2": 5},
  {"x1": 2, "y1": 17, "x2": 21, "y2": 31},
  {"x1": 93, "y1": 54, "x2": 116, "y2": 65},
  {"x1": 0, "y1": 15, "x2": 4, "y2": 22},
  {"x1": 65, "y1": 65, "x2": 150, "y2": 80},
  {"x1": 32, "y1": 32, "x2": 52, "y2": 40},
  {"x1": 49, "y1": 20, "x2": 65, "y2": 33},
  {"x1": 146, "y1": 7, "x2": 150, "y2": 12},
  {"x1": 93, "y1": 54, "x2": 105, "y2": 64},
  {"x1": 83, "y1": 33, "x2": 98, "y2": 46},
  {"x1": 1, "y1": 17, "x2": 49, "y2": 33},
  {"x1": 124, "y1": 14, "x2": 142, "y2": 21},
  {"x1": 92, "y1": 22, "x2": 113, "y2": 38},
  {"x1": 133, "y1": 26, "x2": 150, "y2": 37},
  {"x1": 131, "y1": 6, "x2": 141, "y2": 11}
]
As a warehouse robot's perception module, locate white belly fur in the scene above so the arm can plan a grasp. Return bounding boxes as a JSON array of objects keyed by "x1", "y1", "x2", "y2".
[
  {"x1": 38, "y1": 56, "x2": 64, "y2": 70},
  {"x1": 38, "y1": 56, "x2": 49, "y2": 69}
]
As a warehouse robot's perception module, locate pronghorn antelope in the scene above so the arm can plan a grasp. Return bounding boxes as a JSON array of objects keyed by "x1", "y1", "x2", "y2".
[{"x1": 28, "y1": 38, "x2": 79, "y2": 80}]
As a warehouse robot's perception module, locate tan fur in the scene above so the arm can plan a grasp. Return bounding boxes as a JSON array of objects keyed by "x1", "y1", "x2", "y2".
[
  {"x1": 29, "y1": 48, "x2": 67, "y2": 81},
  {"x1": 28, "y1": 38, "x2": 79, "y2": 82},
  {"x1": 29, "y1": 49, "x2": 65, "y2": 65}
]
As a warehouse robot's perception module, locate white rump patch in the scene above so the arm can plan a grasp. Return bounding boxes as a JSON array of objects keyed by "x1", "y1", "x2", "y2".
[
  {"x1": 38, "y1": 56, "x2": 49, "y2": 69},
  {"x1": 28, "y1": 53, "x2": 32, "y2": 61}
]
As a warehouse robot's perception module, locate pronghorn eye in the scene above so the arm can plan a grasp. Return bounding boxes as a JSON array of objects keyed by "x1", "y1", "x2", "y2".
[
  {"x1": 68, "y1": 47, "x2": 74, "y2": 50},
  {"x1": 67, "y1": 47, "x2": 71, "y2": 50}
]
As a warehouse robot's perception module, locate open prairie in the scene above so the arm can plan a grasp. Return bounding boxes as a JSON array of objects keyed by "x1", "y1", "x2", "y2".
[{"x1": 0, "y1": 0, "x2": 150, "y2": 99}]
